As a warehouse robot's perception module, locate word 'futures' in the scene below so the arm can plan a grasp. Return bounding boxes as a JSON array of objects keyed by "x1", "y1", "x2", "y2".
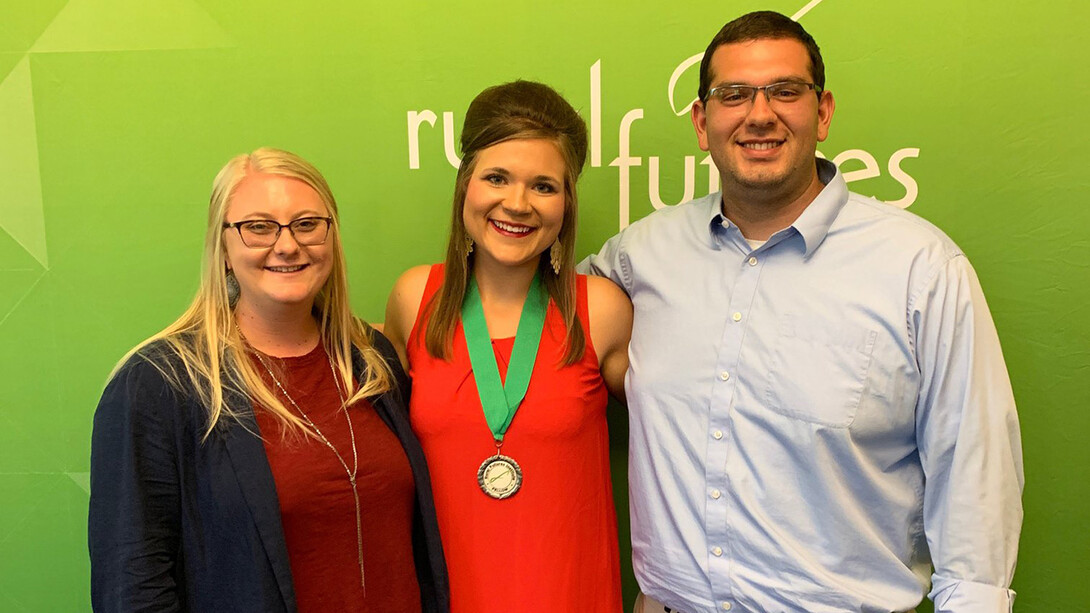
[{"x1": 407, "y1": 60, "x2": 920, "y2": 230}]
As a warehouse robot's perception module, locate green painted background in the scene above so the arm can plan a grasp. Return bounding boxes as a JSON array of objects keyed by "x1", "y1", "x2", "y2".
[{"x1": 1, "y1": 0, "x2": 1087, "y2": 610}]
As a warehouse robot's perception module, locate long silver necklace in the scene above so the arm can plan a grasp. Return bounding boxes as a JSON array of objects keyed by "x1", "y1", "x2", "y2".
[{"x1": 245, "y1": 336, "x2": 367, "y2": 593}]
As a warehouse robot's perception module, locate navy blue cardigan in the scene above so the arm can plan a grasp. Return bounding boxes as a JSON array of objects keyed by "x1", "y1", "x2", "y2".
[{"x1": 89, "y1": 329, "x2": 449, "y2": 613}]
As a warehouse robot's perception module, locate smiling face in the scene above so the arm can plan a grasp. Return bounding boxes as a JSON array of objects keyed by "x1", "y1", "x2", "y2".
[
  {"x1": 462, "y1": 138, "x2": 567, "y2": 274},
  {"x1": 223, "y1": 172, "x2": 334, "y2": 317},
  {"x1": 692, "y1": 37, "x2": 834, "y2": 203}
]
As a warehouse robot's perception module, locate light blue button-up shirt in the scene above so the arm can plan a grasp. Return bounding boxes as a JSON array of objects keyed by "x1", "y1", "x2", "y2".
[{"x1": 581, "y1": 160, "x2": 1023, "y2": 613}]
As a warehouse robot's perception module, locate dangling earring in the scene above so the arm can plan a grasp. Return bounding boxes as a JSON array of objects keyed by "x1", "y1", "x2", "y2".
[
  {"x1": 549, "y1": 240, "x2": 562, "y2": 275},
  {"x1": 226, "y1": 269, "x2": 240, "y2": 306},
  {"x1": 464, "y1": 233, "x2": 474, "y2": 254}
]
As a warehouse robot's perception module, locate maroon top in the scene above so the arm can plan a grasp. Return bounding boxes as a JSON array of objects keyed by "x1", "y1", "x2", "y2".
[{"x1": 252, "y1": 343, "x2": 422, "y2": 613}]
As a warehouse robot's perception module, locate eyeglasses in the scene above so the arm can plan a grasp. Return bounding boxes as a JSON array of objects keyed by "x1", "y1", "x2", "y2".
[
  {"x1": 705, "y1": 81, "x2": 821, "y2": 108},
  {"x1": 222, "y1": 217, "x2": 333, "y2": 248}
]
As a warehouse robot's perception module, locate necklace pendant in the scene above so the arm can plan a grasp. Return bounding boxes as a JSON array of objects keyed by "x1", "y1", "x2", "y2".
[{"x1": 248, "y1": 342, "x2": 367, "y2": 586}]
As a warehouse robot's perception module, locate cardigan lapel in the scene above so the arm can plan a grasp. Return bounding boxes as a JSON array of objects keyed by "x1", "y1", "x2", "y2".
[
  {"x1": 220, "y1": 387, "x2": 297, "y2": 612},
  {"x1": 352, "y1": 340, "x2": 451, "y2": 613},
  {"x1": 351, "y1": 341, "x2": 411, "y2": 431}
]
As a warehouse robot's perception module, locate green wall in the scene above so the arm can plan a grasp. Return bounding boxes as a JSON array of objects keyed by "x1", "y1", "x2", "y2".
[{"x1": 1, "y1": 1, "x2": 1087, "y2": 610}]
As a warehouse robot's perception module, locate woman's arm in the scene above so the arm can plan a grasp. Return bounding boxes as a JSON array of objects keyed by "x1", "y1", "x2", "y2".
[
  {"x1": 384, "y1": 265, "x2": 431, "y2": 372},
  {"x1": 89, "y1": 357, "x2": 184, "y2": 613},
  {"x1": 586, "y1": 275, "x2": 633, "y2": 403}
]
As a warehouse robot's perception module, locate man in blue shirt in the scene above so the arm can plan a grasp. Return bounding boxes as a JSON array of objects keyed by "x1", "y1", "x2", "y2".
[{"x1": 581, "y1": 11, "x2": 1023, "y2": 613}]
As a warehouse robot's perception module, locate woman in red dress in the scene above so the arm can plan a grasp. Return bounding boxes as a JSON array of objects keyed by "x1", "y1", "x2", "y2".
[{"x1": 385, "y1": 81, "x2": 632, "y2": 612}]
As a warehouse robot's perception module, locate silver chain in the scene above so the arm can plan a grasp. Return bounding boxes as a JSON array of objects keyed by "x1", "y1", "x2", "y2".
[{"x1": 245, "y1": 335, "x2": 367, "y2": 594}]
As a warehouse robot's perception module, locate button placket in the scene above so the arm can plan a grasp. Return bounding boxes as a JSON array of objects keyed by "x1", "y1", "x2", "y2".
[{"x1": 705, "y1": 247, "x2": 762, "y2": 608}]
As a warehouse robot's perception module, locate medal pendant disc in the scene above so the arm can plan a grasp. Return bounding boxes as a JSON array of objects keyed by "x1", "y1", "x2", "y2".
[{"x1": 477, "y1": 454, "x2": 522, "y2": 499}]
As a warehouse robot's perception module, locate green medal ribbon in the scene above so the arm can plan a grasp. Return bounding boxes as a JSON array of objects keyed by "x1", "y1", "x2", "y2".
[{"x1": 461, "y1": 274, "x2": 548, "y2": 442}]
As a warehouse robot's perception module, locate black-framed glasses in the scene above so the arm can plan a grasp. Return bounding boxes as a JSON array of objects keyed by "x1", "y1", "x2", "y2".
[
  {"x1": 706, "y1": 81, "x2": 821, "y2": 107},
  {"x1": 222, "y1": 217, "x2": 333, "y2": 248}
]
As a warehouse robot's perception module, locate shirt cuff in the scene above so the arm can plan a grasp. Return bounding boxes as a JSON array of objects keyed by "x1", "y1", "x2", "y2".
[{"x1": 930, "y1": 577, "x2": 1016, "y2": 613}]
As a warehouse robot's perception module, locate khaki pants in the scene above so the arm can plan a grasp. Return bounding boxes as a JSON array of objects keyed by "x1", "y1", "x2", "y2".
[{"x1": 633, "y1": 592, "x2": 684, "y2": 613}]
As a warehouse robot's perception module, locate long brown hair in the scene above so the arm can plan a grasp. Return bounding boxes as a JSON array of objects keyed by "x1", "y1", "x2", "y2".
[{"x1": 425, "y1": 81, "x2": 588, "y2": 365}]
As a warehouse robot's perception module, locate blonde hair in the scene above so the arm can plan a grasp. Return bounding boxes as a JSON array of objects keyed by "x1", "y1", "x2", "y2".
[
  {"x1": 425, "y1": 81, "x2": 588, "y2": 365},
  {"x1": 113, "y1": 147, "x2": 392, "y2": 439}
]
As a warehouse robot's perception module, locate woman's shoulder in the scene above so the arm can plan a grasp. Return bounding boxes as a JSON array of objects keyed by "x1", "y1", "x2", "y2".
[
  {"x1": 354, "y1": 321, "x2": 408, "y2": 376},
  {"x1": 359, "y1": 322, "x2": 397, "y2": 362},
  {"x1": 385, "y1": 264, "x2": 441, "y2": 356},
  {"x1": 98, "y1": 338, "x2": 193, "y2": 428},
  {"x1": 389, "y1": 264, "x2": 435, "y2": 310},
  {"x1": 350, "y1": 321, "x2": 412, "y2": 408},
  {"x1": 111, "y1": 338, "x2": 182, "y2": 385},
  {"x1": 581, "y1": 274, "x2": 632, "y2": 353},
  {"x1": 107, "y1": 332, "x2": 217, "y2": 407},
  {"x1": 582, "y1": 274, "x2": 631, "y2": 313}
]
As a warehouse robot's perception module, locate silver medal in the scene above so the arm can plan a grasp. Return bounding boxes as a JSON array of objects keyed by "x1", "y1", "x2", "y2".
[{"x1": 477, "y1": 453, "x2": 523, "y2": 499}]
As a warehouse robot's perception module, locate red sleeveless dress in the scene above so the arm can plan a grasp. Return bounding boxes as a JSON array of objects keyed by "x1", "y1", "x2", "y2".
[{"x1": 407, "y1": 264, "x2": 622, "y2": 612}]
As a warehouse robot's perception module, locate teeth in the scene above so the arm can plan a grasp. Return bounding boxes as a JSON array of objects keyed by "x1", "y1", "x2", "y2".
[
  {"x1": 492, "y1": 220, "x2": 532, "y2": 234},
  {"x1": 268, "y1": 265, "x2": 305, "y2": 272},
  {"x1": 742, "y1": 141, "x2": 780, "y2": 150}
]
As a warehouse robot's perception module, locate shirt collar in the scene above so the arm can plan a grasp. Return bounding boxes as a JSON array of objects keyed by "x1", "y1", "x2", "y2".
[
  {"x1": 706, "y1": 158, "x2": 848, "y2": 257},
  {"x1": 791, "y1": 158, "x2": 847, "y2": 257},
  {"x1": 704, "y1": 195, "x2": 730, "y2": 250}
]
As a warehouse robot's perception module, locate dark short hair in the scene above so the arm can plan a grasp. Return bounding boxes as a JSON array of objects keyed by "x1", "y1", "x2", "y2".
[{"x1": 698, "y1": 10, "x2": 825, "y2": 102}]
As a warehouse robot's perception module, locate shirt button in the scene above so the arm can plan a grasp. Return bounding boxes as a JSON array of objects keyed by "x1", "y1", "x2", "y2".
[
  {"x1": 747, "y1": 256, "x2": 757, "y2": 266},
  {"x1": 732, "y1": 312, "x2": 742, "y2": 322},
  {"x1": 719, "y1": 371, "x2": 730, "y2": 381},
  {"x1": 712, "y1": 546, "x2": 723, "y2": 556},
  {"x1": 710, "y1": 489, "x2": 721, "y2": 499},
  {"x1": 713, "y1": 430, "x2": 723, "y2": 440},
  {"x1": 722, "y1": 603, "x2": 733, "y2": 611}
]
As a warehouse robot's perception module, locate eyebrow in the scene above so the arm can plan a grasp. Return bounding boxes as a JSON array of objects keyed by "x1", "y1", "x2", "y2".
[
  {"x1": 714, "y1": 76, "x2": 810, "y2": 87},
  {"x1": 238, "y1": 210, "x2": 327, "y2": 220},
  {"x1": 481, "y1": 167, "x2": 562, "y2": 183}
]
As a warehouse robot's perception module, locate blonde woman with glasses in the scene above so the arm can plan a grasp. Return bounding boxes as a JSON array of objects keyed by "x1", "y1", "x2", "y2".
[{"x1": 89, "y1": 148, "x2": 448, "y2": 613}]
